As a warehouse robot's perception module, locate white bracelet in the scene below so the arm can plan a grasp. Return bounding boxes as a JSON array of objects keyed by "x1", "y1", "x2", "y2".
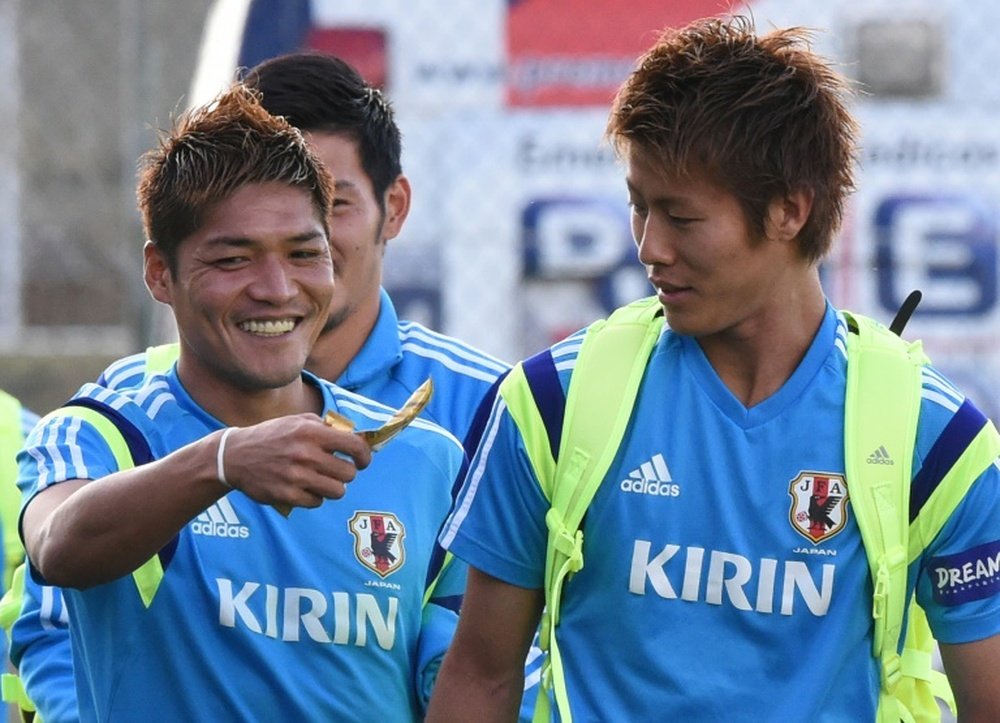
[{"x1": 216, "y1": 427, "x2": 236, "y2": 489}]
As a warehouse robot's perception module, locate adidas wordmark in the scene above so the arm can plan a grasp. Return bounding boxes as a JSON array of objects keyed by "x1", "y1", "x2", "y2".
[
  {"x1": 620, "y1": 453, "x2": 680, "y2": 497},
  {"x1": 866, "y1": 446, "x2": 894, "y2": 466},
  {"x1": 192, "y1": 496, "x2": 250, "y2": 538}
]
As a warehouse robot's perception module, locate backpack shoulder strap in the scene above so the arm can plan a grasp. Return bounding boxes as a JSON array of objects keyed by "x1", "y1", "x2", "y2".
[
  {"x1": 534, "y1": 297, "x2": 663, "y2": 723},
  {"x1": 0, "y1": 391, "x2": 27, "y2": 592},
  {"x1": 31, "y1": 403, "x2": 167, "y2": 608},
  {"x1": 843, "y1": 310, "x2": 926, "y2": 720},
  {"x1": 0, "y1": 563, "x2": 36, "y2": 715},
  {"x1": 145, "y1": 343, "x2": 179, "y2": 376}
]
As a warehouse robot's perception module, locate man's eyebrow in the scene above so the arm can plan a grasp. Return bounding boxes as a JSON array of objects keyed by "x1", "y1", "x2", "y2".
[
  {"x1": 287, "y1": 229, "x2": 327, "y2": 243},
  {"x1": 203, "y1": 229, "x2": 326, "y2": 247}
]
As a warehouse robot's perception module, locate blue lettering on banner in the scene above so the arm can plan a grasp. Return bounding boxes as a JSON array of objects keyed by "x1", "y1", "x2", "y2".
[
  {"x1": 521, "y1": 196, "x2": 648, "y2": 311},
  {"x1": 522, "y1": 197, "x2": 633, "y2": 280},
  {"x1": 875, "y1": 195, "x2": 997, "y2": 318},
  {"x1": 929, "y1": 539, "x2": 1000, "y2": 606}
]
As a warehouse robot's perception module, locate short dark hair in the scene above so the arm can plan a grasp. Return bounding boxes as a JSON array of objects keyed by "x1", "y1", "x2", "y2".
[
  {"x1": 607, "y1": 15, "x2": 858, "y2": 262},
  {"x1": 136, "y1": 84, "x2": 334, "y2": 271},
  {"x1": 244, "y1": 53, "x2": 403, "y2": 205}
]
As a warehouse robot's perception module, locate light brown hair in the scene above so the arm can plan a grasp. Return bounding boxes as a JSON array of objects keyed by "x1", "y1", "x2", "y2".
[
  {"x1": 607, "y1": 15, "x2": 858, "y2": 261},
  {"x1": 137, "y1": 83, "x2": 334, "y2": 271}
]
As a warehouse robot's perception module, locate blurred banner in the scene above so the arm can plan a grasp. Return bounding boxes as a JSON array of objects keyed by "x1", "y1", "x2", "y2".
[{"x1": 187, "y1": 0, "x2": 1000, "y2": 432}]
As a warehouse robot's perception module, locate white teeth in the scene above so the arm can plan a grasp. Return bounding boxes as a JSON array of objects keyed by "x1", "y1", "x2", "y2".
[{"x1": 239, "y1": 319, "x2": 296, "y2": 336}]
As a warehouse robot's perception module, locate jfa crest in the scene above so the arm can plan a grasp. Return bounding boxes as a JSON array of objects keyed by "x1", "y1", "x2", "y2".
[
  {"x1": 788, "y1": 472, "x2": 849, "y2": 544},
  {"x1": 349, "y1": 511, "x2": 406, "y2": 578}
]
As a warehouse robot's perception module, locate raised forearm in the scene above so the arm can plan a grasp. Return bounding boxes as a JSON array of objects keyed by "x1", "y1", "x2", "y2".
[{"x1": 24, "y1": 432, "x2": 225, "y2": 587}]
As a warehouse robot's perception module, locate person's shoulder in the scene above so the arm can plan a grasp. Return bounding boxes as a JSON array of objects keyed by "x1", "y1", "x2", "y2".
[
  {"x1": 913, "y1": 363, "x2": 994, "y2": 469},
  {"x1": 547, "y1": 326, "x2": 590, "y2": 372},
  {"x1": 396, "y1": 319, "x2": 510, "y2": 383},
  {"x1": 23, "y1": 379, "x2": 176, "y2": 484},
  {"x1": 917, "y1": 364, "x2": 981, "y2": 428},
  {"x1": 40, "y1": 373, "x2": 178, "y2": 436},
  {"x1": 96, "y1": 351, "x2": 149, "y2": 390},
  {"x1": 96, "y1": 344, "x2": 180, "y2": 392}
]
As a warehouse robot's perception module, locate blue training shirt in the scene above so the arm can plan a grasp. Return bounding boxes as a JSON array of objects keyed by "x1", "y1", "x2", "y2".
[
  {"x1": 18, "y1": 369, "x2": 465, "y2": 722},
  {"x1": 441, "y1": 303, "x2": 1000, "y2": 721},
  {"x1": 12, "y1": 289, "x2": 506, "y2": 723}
]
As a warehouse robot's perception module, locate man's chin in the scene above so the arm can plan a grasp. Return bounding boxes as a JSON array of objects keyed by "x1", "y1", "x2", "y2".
[
  {"x1": 221, "y1": 357, "x2": 309, "y2": 392},
  {"x1": 321, "y1": 305, "x2": 350, "y2": 335}
]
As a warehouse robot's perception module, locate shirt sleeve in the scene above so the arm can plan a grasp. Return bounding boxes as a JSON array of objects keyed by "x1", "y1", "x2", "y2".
[
  {"x1": 439, "y1": 399, "x2": 550, "y2": 590},
  {"x1": 17, "y1": 413, "x2": 121, "y2": 530},
  {"x1": 911, "y1": 390, "x2": 1000, "y2": 643}
]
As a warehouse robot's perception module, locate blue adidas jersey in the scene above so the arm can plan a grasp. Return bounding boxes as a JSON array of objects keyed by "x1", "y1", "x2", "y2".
[
  {"x1": 441, "y1": 303, "x2": 1000, "y2": 721},
  {"x1": 17, "y1": 369, "x2": 465, "y2": 722},
  {"x1": 11, "y1": 289, "x2": 507, "y2": 722}
]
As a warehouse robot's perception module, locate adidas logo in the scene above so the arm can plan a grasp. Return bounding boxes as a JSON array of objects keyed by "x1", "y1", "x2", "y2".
[
  {"x1": 191, "y1": 496, "x2": 250, "y2": 538},
  {"x1": 866, "y1": 446, "x2": 894, "y2": 466},
  {"x1": 619, "y1": 453, "x2": 680, "y2": 497}
]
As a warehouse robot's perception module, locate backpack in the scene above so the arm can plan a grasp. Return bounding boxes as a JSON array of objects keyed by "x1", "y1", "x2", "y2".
[
  {"x1": 513, "y1": 297, "x2": 1000, "y2": 723},
  {"x1": 0, "y1": 391, "x2": 27, "y2": 592}
]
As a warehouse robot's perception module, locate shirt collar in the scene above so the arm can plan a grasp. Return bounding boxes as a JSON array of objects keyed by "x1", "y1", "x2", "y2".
[{"x1": 336, "y1": 287, "x2": 403, "y2": 391}]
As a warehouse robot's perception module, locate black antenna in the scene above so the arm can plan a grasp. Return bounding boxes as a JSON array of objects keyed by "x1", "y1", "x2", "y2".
[{"x1": 889, "y1": 290, "x2": 922, "y2": 336}]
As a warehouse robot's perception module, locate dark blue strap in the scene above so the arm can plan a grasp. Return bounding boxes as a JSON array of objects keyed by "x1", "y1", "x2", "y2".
[
  {"x1": 521, "y1": 350, "x2": 566, "y2": 462},
  {"x1": 462, "y1": 373, "x2": 506, "y2": 460},
  {"x1": 910, "y1": 399, "x2": 988, "y2": 523}
]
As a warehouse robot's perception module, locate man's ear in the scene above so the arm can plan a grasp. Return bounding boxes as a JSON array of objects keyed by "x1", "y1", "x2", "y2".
[
  {"x1": 766, "y1": 187, "x2": 814, "y2": 243},
  {"x1": 144, "y1": 241, "x2": 174, "y2": 305},
  {"x1": 381, "y1": 174, "x2": 412, "y2": 243}
]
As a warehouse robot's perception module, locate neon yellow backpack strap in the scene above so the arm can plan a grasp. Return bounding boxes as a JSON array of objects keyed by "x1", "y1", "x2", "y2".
[
  {"x1": 35, "y1": 406, "x2": 164, "y2": 608},
  {"x1": 1, "y1": 672, "x2": 37, "y2": 719},
  {"x1": 0, "y1": 390, "x2": 27, "y2": 592},
  {"x1": 0, "y1": 561, "x2": 25, "y2": 630},
  {"x1": 844, "y1": 311, "x2": 926, "y2": 722},
  {"x1": 533, "y1": 297, "x2": 663, "y2": 723},
  {"x1": 145, "y1": 343, "x2": 179, "y2": 376},
  {"x1": 422, "y1": 551, "x2": 454, "y2": 607},
  {"x1": 841, "y1": 311, "x2": 1000, "y2": 722},
  {"x1": 0, "y1": 562, "x2": 38, "y2": 717}
]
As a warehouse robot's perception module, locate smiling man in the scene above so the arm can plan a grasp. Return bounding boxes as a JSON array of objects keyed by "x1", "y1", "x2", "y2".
[
  {"x1": 16, "y1": 84, "x2": 466, "y2": 721},
  {"x1": 10, "y1": 54, "x2": 509, "y2": 723}
]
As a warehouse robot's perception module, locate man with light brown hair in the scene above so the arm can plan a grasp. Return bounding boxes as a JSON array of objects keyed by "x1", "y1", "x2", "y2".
[
  {"x1": 17, "y1": 83, "x2": 466, "y2": 721},
  {"x1": 428, "y1": 15, "x2": 1000, "y2": 721}
]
